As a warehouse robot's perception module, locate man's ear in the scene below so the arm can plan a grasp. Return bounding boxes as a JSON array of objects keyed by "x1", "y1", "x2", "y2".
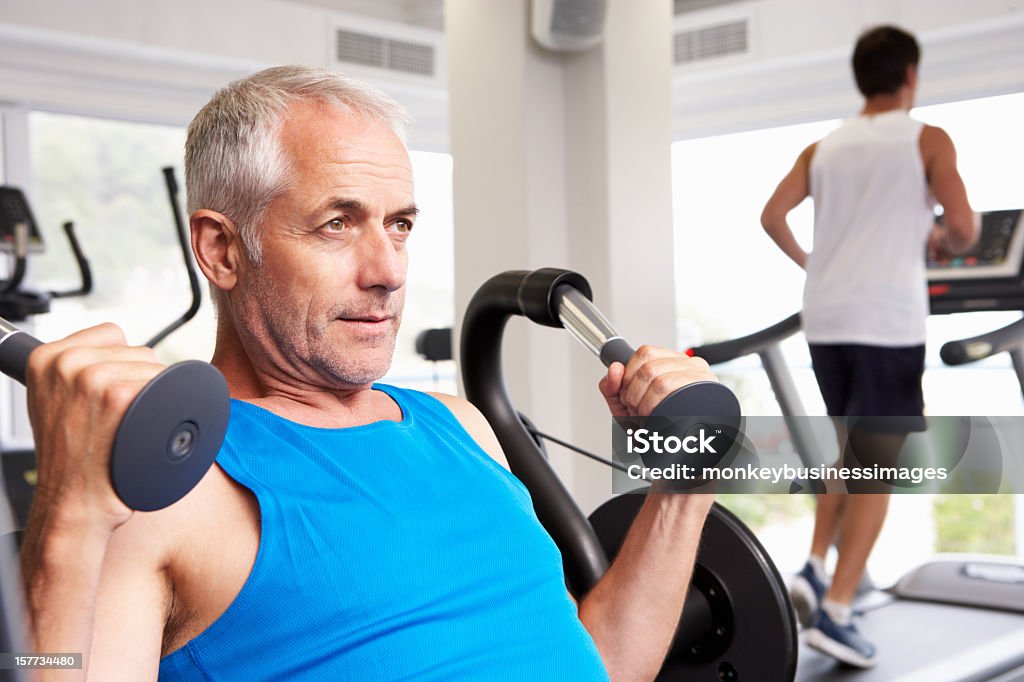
[
  {"x1": 191, "y1": 209, "x2": 243, "y2": 293},
  {"x1": 905, "y1": 63, "x2": 918, "y2": 91}
]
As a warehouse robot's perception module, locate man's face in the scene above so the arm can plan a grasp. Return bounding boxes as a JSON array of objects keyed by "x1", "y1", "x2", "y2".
[{"x1": 231, "y1": 100, "x2": 415, "y2": 389}]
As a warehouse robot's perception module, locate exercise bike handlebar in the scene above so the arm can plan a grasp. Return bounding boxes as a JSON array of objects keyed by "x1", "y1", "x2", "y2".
[
  {"x1": 687, "y1": 313, "x2": 802, "y2": 365},
  {"x1": 940, "y1": 317, "x2": 1024, "y2": 365},
  {"x1": 49, "y1": 221, "x2": 93, "y2": 299},
  {"x1": 146, "y1": 167, "x2": 202, "y2": 348}
]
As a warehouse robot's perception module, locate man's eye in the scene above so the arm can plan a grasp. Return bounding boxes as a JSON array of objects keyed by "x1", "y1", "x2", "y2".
[
  {"x1": 324, "y1": 218, "x2": 347, "y2": 232},
  {"x1": 395, "y1": 220, "x2": 413, "y2": 233}
]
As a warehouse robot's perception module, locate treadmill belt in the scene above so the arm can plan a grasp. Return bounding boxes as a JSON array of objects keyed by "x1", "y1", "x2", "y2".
[{"x1": 797, "y1": 598, "x2": 1024, "y2": 682}]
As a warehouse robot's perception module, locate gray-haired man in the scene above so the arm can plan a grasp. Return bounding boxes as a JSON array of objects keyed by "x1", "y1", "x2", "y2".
[{"x1": 21, "y1": 66, "x2": 716, "y2": 681}]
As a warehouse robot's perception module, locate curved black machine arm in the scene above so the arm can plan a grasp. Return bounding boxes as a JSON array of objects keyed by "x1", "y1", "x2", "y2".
[
  {"x1": 461, "y1": 269, "x2": 609, "y2": 596},
  {"x1": 688, "y1": 313, "x2": 802, "y2": 365},
  {"x1": 460, "y1": 268, "x2": 742, "y2": 596}
]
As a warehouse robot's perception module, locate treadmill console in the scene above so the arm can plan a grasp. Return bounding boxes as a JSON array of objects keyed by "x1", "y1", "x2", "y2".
[{"x1": 928, "y1": 209, "x2": 1024, "y2": 314}]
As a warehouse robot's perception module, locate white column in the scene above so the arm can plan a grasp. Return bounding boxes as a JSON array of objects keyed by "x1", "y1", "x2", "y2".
[
  {"x1": 563, "y1": 0, "x2": 678, "y2": 512},
  {"x1": 446, "y1": 0, "x2": 678, "y2": 513}
]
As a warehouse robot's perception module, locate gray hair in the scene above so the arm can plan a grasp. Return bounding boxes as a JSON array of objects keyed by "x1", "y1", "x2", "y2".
[{"x1": 185, "y1": 65, "x2": 411, "y2": 263}]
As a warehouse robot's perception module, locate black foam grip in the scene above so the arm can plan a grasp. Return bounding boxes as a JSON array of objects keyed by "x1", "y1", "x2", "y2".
[
  {"x1": 0, "y1": 331, "x2": 42, "y2": 385},
  {"x1": 519, "y1": 270, "x2": 591, "y2": 327}
]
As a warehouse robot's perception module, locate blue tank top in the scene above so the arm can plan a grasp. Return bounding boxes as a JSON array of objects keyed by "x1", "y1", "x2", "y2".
[{"x1": 158, "y1": 384, "x2": 609, "y2": 681}]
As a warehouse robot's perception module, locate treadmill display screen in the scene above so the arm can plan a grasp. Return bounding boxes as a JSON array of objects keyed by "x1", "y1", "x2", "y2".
[{"x1": 927, "y1": 209, "x2": 1024, "y2": 281}]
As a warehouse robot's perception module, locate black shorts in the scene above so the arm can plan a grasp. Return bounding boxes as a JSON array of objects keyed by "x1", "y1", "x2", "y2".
[{"x1": 808, "y1": 343, "x2": 927, "y2": 433}]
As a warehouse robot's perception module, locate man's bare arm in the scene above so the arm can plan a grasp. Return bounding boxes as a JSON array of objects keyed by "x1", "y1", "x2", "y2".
[
  {"x1": 19, "y1": 325, "x2": 170, "y2": 680},
  {"x1": 761, "y1": 143, "x2": 815, "y2": 269},
  {"x1": 443, "y1": 349, "x2": 719, "y2": 681},
  {"x1": 577, "y1": 351, "x2": 716, "y2": 682},
  {"x1": 579, "y1": 491, "x2": 710, "y2": 682},
  {"x1": 921, "y1": 125, "x2": 977, "y2": 254}
]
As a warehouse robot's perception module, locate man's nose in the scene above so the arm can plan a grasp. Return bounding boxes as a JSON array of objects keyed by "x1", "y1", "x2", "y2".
[{"x1": 355, "y1": 226, "x2": 406, "y2": 292}]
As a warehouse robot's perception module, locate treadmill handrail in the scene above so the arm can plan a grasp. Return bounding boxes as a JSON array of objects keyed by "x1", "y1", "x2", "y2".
[
  {"x1": 689, "y1": 313, "x2": 802, "y2": 365},
  {"x1": 940, "y1": 316, "x2": 1024, "y2": 365}
]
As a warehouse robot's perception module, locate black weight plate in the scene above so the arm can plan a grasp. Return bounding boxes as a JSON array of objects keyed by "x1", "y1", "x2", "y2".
[
  {"x1": 643, "y1": 382, "x2": 743, "y2": 488},
  {"x1": 589, "y1": 493, "x2": 797, "y2": 681},
  {"x1": 110, "y1": 361, "x2": 230, "y2": 511}
]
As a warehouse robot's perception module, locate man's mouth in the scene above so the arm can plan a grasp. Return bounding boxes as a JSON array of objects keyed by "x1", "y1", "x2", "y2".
[{"x1": 338, "y1": 315, "x2": 393, "y2": 325}]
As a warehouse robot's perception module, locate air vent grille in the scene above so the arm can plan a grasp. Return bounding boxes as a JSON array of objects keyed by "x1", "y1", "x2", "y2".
[
  {"x1": 386, "y1": 40, "x2": 434, "y2": 76},
  {"x1": 335, "y1": 29, "x2": 435, "y2": 77},
  {"x1": 336, "y1": 29, "x2": 385, "y2": 68},
  {"x1": 674, "y1": 20, "x2": 748, "y2": 63}
]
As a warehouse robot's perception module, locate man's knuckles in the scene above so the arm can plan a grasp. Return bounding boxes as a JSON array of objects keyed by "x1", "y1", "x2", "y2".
[
  {"x1": 68, "y1": 322, "x2": 127, "y2": 348},
  {"x1": 687, "y1": 356, "x2": 711, "y2": 372},
  {"x1": 100, "y1": 381, "x2": 145, "y2": 414},
  {"x1": 649, "y1": 373, "x2": 676, "y2": 397},
  {"x1": 635, "y1": 362, "x2": 659, "y2": 385}
]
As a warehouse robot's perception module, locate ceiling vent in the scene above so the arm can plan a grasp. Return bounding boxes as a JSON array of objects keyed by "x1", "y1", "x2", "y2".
[
  {"x1": 673, "y1": 19, "x2": 749, "y2": 64},
  {"x1": 328, "y1": 15, "x2": 444, "y2": 85},
  {"x1": 334, "y1": 28, "x2": 435, "y2": 76}
]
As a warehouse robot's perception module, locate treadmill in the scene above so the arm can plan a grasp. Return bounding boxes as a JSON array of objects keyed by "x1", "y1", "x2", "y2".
[{"x1": 689, "y1": 208, "x2": 1024, "y2": 682}]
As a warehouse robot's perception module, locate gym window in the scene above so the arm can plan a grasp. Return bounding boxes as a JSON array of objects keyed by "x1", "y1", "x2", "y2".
[
  {"x1": 22, "y1": 111, "x2": 456, "y2": 392},
  {"x1": 672, "y1": 90, "x2": 1024, "y2": 579}
]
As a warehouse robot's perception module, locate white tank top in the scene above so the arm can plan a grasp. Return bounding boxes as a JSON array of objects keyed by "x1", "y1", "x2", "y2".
[{"x1": 803, "y1": 111, "x2": 935, "y2": 346}]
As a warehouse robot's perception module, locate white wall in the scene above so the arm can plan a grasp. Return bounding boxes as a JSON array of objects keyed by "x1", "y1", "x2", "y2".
[
  {"x1": 0, "y1": 0, "x2": 449, "y2": 150},
  {"x1": 446, "y1": 0, "x2": 679, "y2": 513}
]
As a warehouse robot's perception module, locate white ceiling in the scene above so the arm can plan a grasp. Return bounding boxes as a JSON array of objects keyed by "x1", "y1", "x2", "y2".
[
  {"x1": 275, "y1": 0, "x2": 445, "y2": 29},
  {"x1": 272, "y1": 0, "x2": 746, "y2": 31}
]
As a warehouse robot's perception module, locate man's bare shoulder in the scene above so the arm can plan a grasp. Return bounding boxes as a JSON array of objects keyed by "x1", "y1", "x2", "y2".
[
  {"x1": 919, "y1": 123, "x2": 954, "y2": 153},
  {"x1": 103, "y1": 461, "x2": 261, "y2": 660},
  {"x1": 799, "y1": 142, "x2": 818, "y2": 165},
  {"x1": 426, "y1": 393, "x2": 510, "y2": 470},
  {"x1": 99, "y1": 461, "x2": 226, "y2": 602},
  {"x1": 918, "y1": 124, "x2": 959, "y2": 177},
  {"x1": 920, "y1": 123, "x2": 952, "y2": 142}
]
